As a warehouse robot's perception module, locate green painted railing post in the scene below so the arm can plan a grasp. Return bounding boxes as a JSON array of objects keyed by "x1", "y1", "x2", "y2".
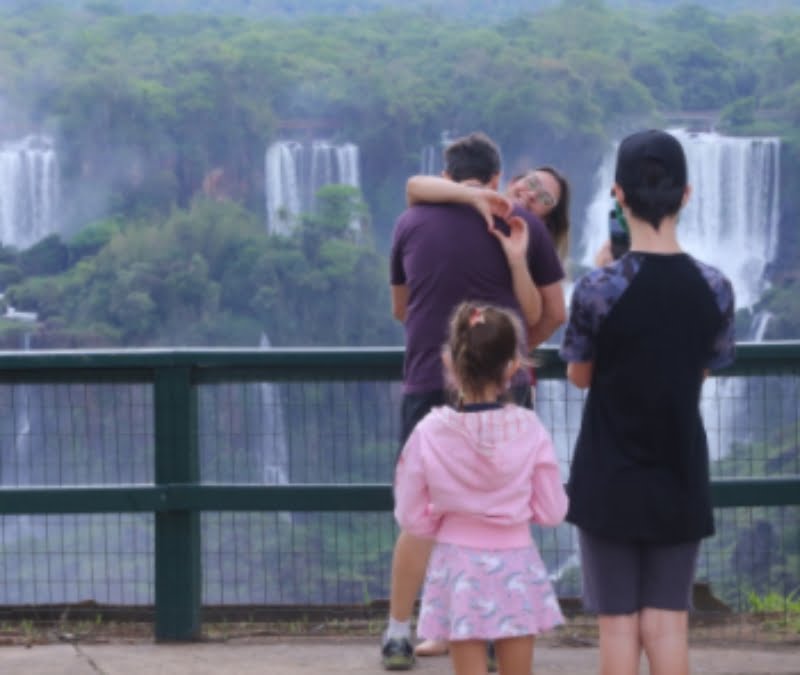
[{"x1": 154, "y1": 366, "x2": 201, "y2": 641}]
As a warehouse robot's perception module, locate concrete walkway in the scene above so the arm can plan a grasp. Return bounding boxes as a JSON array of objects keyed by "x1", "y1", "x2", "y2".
[{"x1": 0, "y1": 637, "x2": 797, "y2": 674}]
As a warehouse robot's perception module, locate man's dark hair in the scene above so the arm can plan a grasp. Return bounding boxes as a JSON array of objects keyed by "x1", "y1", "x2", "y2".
[
  {"x1": 615, "y1": 129, "x2": 687, "y2": 230},
  {"x1": 443, "y1": 132, "x2": 501, "y2": 184}
]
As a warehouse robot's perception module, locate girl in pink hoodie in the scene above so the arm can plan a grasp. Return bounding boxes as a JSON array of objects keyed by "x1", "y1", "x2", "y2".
[{"x1": 393, "y1": 302, "x2": 568, "y2": 675}]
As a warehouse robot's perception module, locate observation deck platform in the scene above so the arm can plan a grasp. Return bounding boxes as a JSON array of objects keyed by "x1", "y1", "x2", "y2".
[{"x1": 0, "y1": 637, "x2": 798, "y2": 674}]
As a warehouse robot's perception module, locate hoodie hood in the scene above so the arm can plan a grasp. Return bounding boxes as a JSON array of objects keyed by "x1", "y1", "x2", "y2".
[
  {"x1": 422, "y1": 404, "x2": 539, "y2": 492},
  {"x1": 393, "y1": 402, "x2": 567, "y2": 547}
]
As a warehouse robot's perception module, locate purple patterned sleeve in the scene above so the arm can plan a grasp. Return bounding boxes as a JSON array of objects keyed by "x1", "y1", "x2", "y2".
[
  {"x1": 560, "y1": 258, "x2": 638, "y2": 363},
  {"x1": 559, "y1": 275, "x2": 597, "y2": 363}
]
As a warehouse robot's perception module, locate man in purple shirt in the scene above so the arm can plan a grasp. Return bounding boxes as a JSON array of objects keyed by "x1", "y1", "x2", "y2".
[
  {"x1": 382, "y1": 132, "x2": 565, "y2": 670},
  {"x1": 390, "y1": 132, "x2": 565, "y2": 447}
]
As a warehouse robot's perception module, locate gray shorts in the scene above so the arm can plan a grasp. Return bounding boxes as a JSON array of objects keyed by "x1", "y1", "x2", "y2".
[{"x1": 578, "y1": 529, "x2": 700, "y2": 615}]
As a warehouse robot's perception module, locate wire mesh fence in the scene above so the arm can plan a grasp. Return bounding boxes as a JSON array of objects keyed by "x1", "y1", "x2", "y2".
[
  {"x1": 0, "y1": 513, "x2": 154, "y2": 605},
  {"x1": 0, "y1": 380, "x2": 153, "y2": 486},
  {"x1": 0, "y1": 353, "x2": 796, "y2": 644}
]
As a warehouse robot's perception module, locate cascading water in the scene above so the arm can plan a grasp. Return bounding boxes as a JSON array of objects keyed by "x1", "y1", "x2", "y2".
[
  {"x1": 751, "y1": 311, "x2": 773, "y2": 342},
  {"x1": 581, "y1": 129, "x2": 781, "y2": 311},
  {"x1": 257, "y1": 333, "x2": 290, "y2": 489},
  {"x1": 0, "y1": 135, "x2": 60, "y2": 249},
  {"x1": 265, "y1": 141, "x2": 302, "y2": 236},
  {"x1": 419, "y1": 131, "x2": 453, "y2": 176},
  {"x1": 420, "y1": 145, "x2": 439, "y2": 175},
  {"x1": 264, "y1": 140, "x2": 360, "y2": 235}
]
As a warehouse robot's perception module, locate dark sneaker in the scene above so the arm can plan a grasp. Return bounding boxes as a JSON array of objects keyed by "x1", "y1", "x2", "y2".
[
  {"x1": 487, "y1": 640, "x2": 497, "y2": 672},
  {"x1": 382, "y1": 636, "x2": 415, "y2": 670}
]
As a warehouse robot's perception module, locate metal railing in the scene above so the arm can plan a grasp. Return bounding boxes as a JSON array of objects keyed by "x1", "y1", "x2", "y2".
[{"x1": 0, "y1": 343, "x2": 797, "y2": 640}]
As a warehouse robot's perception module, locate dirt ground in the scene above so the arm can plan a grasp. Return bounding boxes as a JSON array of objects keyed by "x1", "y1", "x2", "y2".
[{"x1": 1, "y1": 612, "x2": 797, "y2": 650}]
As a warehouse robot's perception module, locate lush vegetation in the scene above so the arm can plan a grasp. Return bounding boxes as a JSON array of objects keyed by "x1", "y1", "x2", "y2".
[
  {"x1": 1, "y1": 189, "x2": 396, "y2": 347},
  {"x1": 0, "y1": 0, "x2": 799, "y2": 346}
]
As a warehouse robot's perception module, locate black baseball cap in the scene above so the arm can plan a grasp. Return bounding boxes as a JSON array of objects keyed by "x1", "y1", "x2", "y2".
[{"x1": 615, "y1": 129, "x2": 687, "y2": 192}]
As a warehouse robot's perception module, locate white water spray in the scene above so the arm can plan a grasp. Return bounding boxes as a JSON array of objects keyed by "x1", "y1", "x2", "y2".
[
  {"x1": 0, "y1": 135, "x2": 60, "y2": 249},
  {"x1": 265, "y1": 140, "x2": 360, "y2": 235}
]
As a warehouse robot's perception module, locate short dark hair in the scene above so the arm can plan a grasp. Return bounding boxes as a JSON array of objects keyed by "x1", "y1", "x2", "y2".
[
  {"x1": 615, "y1": 129, "x2": 687, "y2": 230},
  {"x1": 443, "y1": 132, "x2": 501, "y2": 184}
]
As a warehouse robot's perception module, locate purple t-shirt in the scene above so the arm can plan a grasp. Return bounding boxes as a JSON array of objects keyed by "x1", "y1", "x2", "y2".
[{"x1": 390, "y1": 202, "x2": 564, "y2": 393}]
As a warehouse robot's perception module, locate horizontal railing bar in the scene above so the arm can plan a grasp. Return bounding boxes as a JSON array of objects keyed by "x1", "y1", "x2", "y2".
[
  {"x1": 0, "y1": 486, "x2": 166, "y2": 513},
  {"x1": 0, "y1": 478, "x2": 797, "y2": 514},
  {"x1": 534, "y1": 342, "x2": 800, "y2": 379},
  {"x1": 169, "y1": 484, "x2": 394, "y2": 511},
  {"x1": 0, "y1": 369, "x2": 154, "y2": 384},
  {"x1": 710, "y1": 477, "x2": 800, "y2": 507},
  {"x1": 0, "y1": 343, "x2": 795, "y2": 380},
  {"x1": 0, "y1": 347, "x2": 406, "y2": 372},
  {"x1": 196, "y1": 364, "x2": 402, "y2": 383},
  {"x1": 0, "y1": 484, "x2": 392, "y2": 513}
]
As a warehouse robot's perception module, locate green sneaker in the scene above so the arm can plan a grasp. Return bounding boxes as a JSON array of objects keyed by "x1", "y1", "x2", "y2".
[
  {"x1": 487, "y1": 640, "x2": 497, "y2": 672},
  {"x1": 382, "y1": 636, "x2": 415, "y2": 671}
]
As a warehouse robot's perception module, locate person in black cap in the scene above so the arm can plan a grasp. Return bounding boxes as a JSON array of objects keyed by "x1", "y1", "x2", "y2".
[{"x1": 559, "y1": 129, "x2": 736, "y2": 675}]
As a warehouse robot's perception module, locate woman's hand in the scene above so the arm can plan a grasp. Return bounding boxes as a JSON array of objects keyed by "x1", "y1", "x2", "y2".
[
  {"x1": 470, "y1": 189, "x2": 513, "y2": 229},
  {"x1": 490, "y1": 214, "x2": 541, "y2": 328},
  {"x1": 489, "y1": 214, "x2": 529, "y2": 268}
]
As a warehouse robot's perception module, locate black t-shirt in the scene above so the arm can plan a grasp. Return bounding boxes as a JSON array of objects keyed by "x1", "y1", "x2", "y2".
[{"x1": 560, "y1": 252, "x2": 735, "y2": 543}]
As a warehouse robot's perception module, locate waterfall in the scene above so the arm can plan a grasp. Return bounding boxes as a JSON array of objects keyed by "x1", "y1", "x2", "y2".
[
  {"x1": 12, "y1": 377, "x2": 31, "y2": 487},
  {"x1": 257, "y1": 332, "x2": 290, "y2": 488},
  {"x1": 419, "y1": 131, "x2": 453, "y2": 175},
  {"x1": 0, "y1": 135, "x2": 60, "y2": 249},
  {"x1": 334, "y1": 142, "x2": 360, "y2": 188},
  {"x1": 265, "y1": 141, "x2": 302, "y2": 236},
  {"x1": 264, "y1": 139, "x2": 360, "y2": 235},
  {"x1": 580, "y1": 129, "x2": 781, "y2": 310},
  {"x1": 751, "y1": 311, "x2": 773, "y2": 342},
  {"x1": 0, "y1": 313, "x2": 38, "y2": 486},
  {"x1": 420, "y1": 145, "x2": 440, "y2": 175}
]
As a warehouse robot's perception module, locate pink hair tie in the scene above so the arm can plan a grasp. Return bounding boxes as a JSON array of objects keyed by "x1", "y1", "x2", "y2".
[{"x1": 469, "y1": 307, "x2": 485, "y2": 327}]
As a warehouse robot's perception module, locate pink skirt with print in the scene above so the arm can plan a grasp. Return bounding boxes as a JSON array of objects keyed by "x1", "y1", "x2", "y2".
[{"x1": 416, "y1": 542, "x2": 564, "y2": 642}]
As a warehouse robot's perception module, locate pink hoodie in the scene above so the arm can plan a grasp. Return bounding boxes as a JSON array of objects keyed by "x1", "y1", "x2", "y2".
[{"x1": 394, "y1": 404, "x2": 568, "y2": 549}]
